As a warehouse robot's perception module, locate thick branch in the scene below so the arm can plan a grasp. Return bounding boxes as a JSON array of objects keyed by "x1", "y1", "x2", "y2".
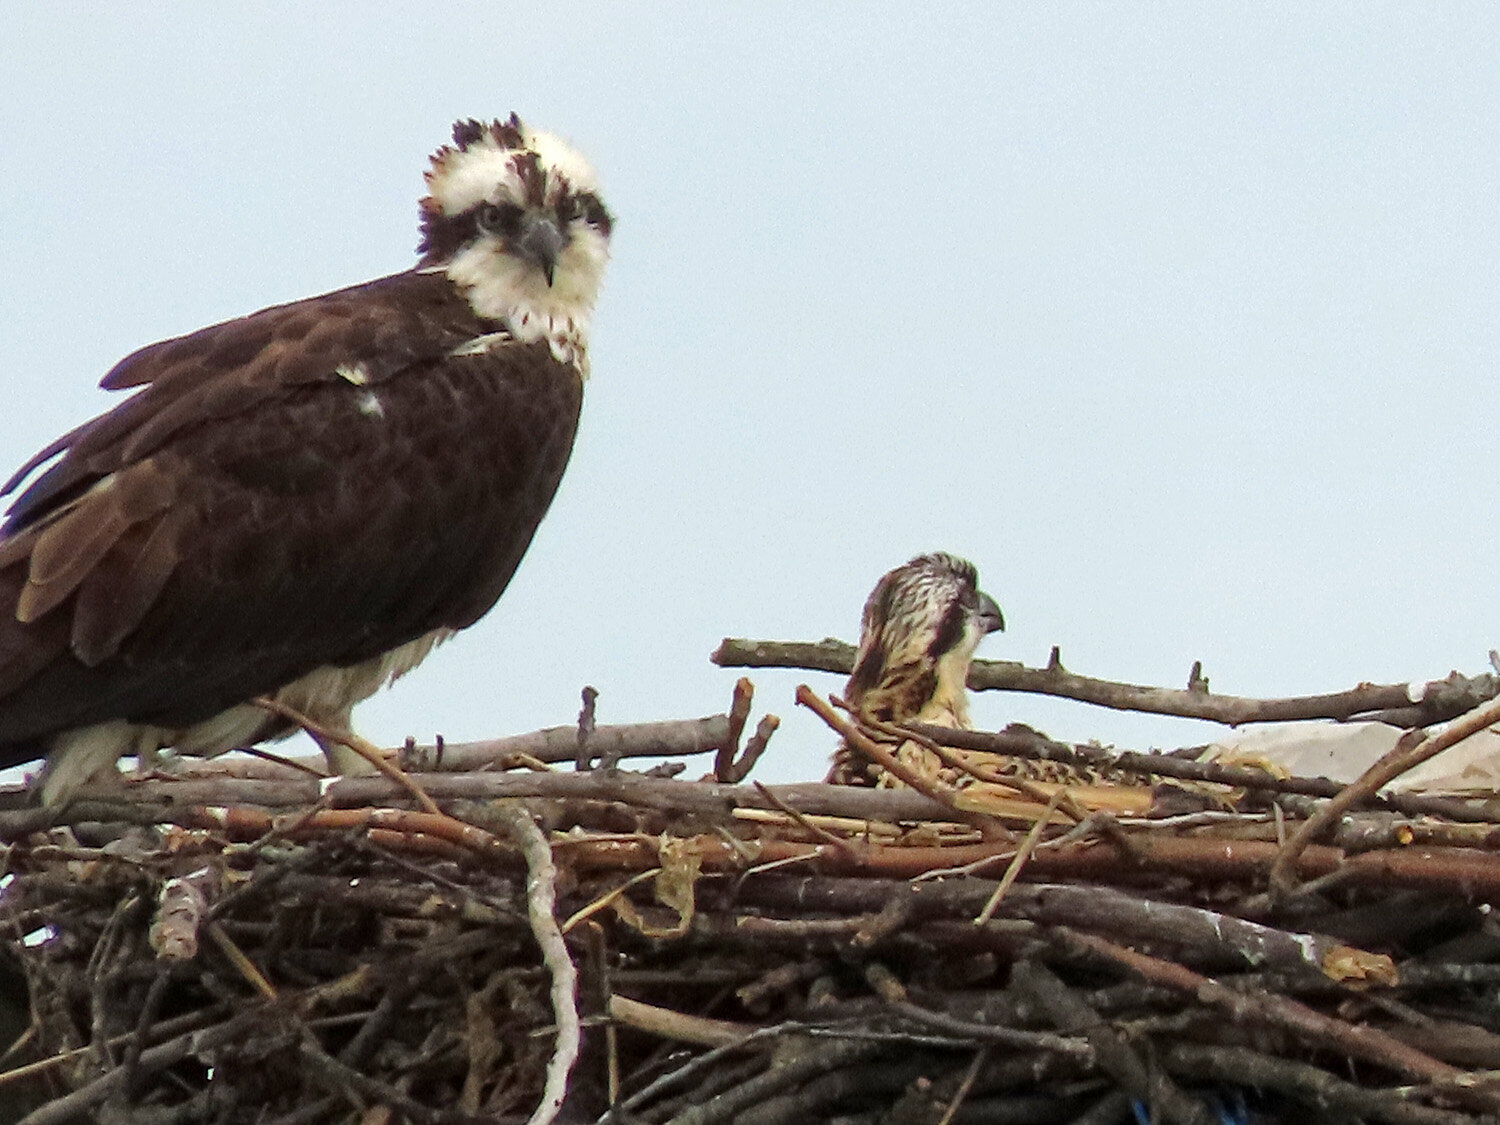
[
  {"x1": 0, "y1": 773, "x2": 955, "y2": 841},
  {"x1": 1010, "y1": 959, "x2": 1216, "y2": 1125},
  {"x1": 1059, "y1": 931, "x2": 1495, "y2": 1112},
  {"x1": 159, "y1": 715, "x2": 734, "y2": 781},
  {"x1": 1163, "y1": 1043, "x2": 1490, "y2": 1125},
  {"x1": 728, "y1": 874, "x2": 1374, "y2": 974},
  {"x1": 712, "y1": 638, "x2": 1499, "y2": 727}
]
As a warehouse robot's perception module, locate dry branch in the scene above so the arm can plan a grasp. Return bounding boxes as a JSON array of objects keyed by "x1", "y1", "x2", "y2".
[
  {"x1": 1163, "y1": 1043, "x2": 1493, "y2": 1125},
  {"x1": 728, "y1": 874, "x2": 1379, "y2": 974},
  {"x1": 1270, "y1": 693, "x2": 1500, "y2": 894},
  {"x1": 1060, "y1": 931, "x2": 1498, "y2": 1113},
  {"x1": 713, "y1": 637, "x2": 1500, "y2": 727},
  {"x1": 1011, "y1": 959, "x2": 1216, "y2": 1125},
  {"x1": 135, "y1": 714, "x2": 735, "y2": 783},
  {"x1": 494, "y1": 806, "x2": 578, "y2": 1125}
]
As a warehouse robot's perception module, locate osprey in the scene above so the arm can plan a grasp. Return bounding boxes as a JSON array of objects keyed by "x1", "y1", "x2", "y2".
[
  {"x1": 828, "y1": 553, "x2": 1004, "y2": 786},
  {"x1": 0, "y1": 115, "x2": 613, "y2": 802}
]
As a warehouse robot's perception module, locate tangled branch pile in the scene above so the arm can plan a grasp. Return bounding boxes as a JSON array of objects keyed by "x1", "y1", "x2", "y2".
[{"x1": 5, "y1": 661, "x2": 1500, "y2": 1123}]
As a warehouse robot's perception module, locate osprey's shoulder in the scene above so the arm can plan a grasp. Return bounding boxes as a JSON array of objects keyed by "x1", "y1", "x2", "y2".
[
  {"x1": 98, "y1": 270, "x2": 501, "y2": 396},
  {"x1": 0, "y1": 272, "x2": 488, "y2": 535}
]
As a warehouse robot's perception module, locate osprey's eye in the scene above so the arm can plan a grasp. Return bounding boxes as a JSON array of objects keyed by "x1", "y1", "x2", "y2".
[
  {"x1": 578, "y1": 193, "x2": 612, "y2": 231},
  {"x1": 477, "y1": 202, "x2": 523, "y2": 237}
]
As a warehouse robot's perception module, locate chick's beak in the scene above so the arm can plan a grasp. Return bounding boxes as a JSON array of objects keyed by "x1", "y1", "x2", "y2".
[{"x1": 977, "y1": 592, "x2": 1005, "y2": 635}]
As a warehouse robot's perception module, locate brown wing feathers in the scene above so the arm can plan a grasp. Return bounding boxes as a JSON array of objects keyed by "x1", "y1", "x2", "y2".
[
  {"x1": 0, "y1": 270, "x2": 581, "y2": 757},
  {"x1": 8, "y1": 457, "x2": 180, "y2": 651}
]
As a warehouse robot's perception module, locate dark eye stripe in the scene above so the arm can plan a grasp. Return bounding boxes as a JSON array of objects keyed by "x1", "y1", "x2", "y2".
[
  {"x1": 416, "y1": 205, "x2": 478, "y2": 262},
  {"x1": 927, "y1": 600, "x2": 966, "y2": 660},
  {"x1": 574, "y1": 191, "x2": 614, "y2": 236}
]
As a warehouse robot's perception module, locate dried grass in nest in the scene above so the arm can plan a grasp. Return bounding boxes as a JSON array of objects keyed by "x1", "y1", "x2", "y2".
[{"x1": 3, "y1": 679, "x2": 1500, "y2": 1124}]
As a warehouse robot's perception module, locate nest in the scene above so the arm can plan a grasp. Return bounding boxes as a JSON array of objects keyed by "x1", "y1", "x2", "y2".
[{"x1": 5, "y1": 668, "x2": 1500, "y2": 1125}]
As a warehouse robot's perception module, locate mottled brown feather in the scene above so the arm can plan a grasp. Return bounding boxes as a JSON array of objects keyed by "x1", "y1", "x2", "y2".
[{"x1": 828, "y1": 554, "x2": 999, "y2": 787}]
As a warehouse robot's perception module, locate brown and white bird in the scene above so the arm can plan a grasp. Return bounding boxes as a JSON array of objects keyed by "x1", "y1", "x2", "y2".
[
  {"x1": 0, "y1": 115, "x2": 613, "y2": 802},
  {"x1": 828, "y1": 552, "x2": 1004, "y2": 786}
]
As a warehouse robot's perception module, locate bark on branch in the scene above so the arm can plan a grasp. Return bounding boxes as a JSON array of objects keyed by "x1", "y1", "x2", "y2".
[
  {"x1": 168, "y1": 714, "x2": 734, "y2": 781},
  {"x1": 712, "y1": 638, "x2": 1500, "y2": 728}
]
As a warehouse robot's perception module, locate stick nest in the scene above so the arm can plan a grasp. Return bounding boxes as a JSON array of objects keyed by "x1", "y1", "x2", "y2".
[{"x1": 4, "y1": 680, "x2": 1500, "y2": 1125}]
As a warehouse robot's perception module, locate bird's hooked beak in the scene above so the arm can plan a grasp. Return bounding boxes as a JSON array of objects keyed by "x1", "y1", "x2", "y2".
[
  {"x1": 516, "y1": 212, "x2": 566, "y2": 287},
  {"x1": 977, "y1": 591, "x2": 1005, "y2": 635}
]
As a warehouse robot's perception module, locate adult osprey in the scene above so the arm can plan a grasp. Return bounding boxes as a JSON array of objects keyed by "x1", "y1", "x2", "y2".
[
  {"x1": 828, "y1": 553, "x2": 1004, "y2": 786},
  {"x1": 0, "y1": 115, "x2": 613, "y2": 802}
]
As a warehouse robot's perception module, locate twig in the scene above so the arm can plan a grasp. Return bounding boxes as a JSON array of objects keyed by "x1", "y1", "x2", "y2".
[
  {"x1": 716, "y1": 678, "x2": 754, "y2": 782},
  {"x1": 728, "y1": 714, "x2": 779, "y2": 782},
  {"x1": 1011, "y1": 958, "x2": 1216, "y2": 1125},
  {"x1": 402, "y1": 714, "x2": 732, "y2": 772},
  {"x1": 207, "y1": 922, "x2": 277, "y2": 1000},
  {"x1": 856, "y1": 711, "x2": 1087, "y2": 823},
  {"x1": 607, "y1": 995, "x2": 752, "y2": 1047},
  {"x1": 13, "y1": 1011, "x2": 272, "y2": 1125},
  {"x1": 885, "y1": 1000, "x2": 1091, "y2": 1057},
  {"x1": 232, "y1": 795, "x2": 333, "y2": 862},
  {"x1": 148, "y1": 864, "x2": 217, "y2": 960},
  {"x1": 492, "y1": 805, "x2": 578, "y2": 1125},
  {"x1": 576, "y1": 685, "x2": 601, "y2": 770},
  {"x1": 661, "y1": 1035, "x2": 882, "y2": 1125},
  {"x1": 935, "y1": 1047, "x2": 987, "y2": 1125},
  {"x1": 752, "y1": 781, "x2": 856, "y2": 858},
  {"x1": 599, "y1": 1021, "x2": 803, "y2": 1121},
  {"x1": 974, "y1": 788, "x2": 1065, "y2": 925},
  {"x1": 0, "y1": 775, "x2": 958, "y2": 842},
  {"x1": 297, "y1": 1034, "x2": 449, "y2": 1125},
  {"x1": 129, "y1": 714, "x2": 732, "y2": 783},
  {"x1": 795, "y1": 685, "x2": 1005, "y2": 837},
  {"x1": 1270, "y1": 694, "x2": 1500, "y2": 895},
  {"x1": 253, "y1": 695, "x2": 442, "y2": 816},
  {"x1": 234, "y1": 745, "x2": 329, "y2": 777},
  {"x1": 0, "y1": 1006, "x2": 229, "y2": 1091},
  {"x1": 338, "y1": 979, "x2": 420, "y2": 1069},
  {"x1": 121, "y1": 968, "x2": 172, "y2": 1104},
  {"x1": 1164, "y1": 1042, "x2": 1490, "y2": 1125},
  {"x1": 1059, "y1": 929, "x2": 1496, "y2": 1110},
  {"x1": 852, "y1": 893, "x2": 912, "y2": 951},
  {"x1": 730, "y1": 874, "x2": 1379, "y2": 975},
  {"x1": 560, "y1": 869, "x2": 661, "y2": 935},
  {"x1": 290, "y1": 807, "x2": 508, "y2": 859}
]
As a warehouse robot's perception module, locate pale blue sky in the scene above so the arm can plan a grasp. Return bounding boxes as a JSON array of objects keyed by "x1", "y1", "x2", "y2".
[{"x1": 2, "y1": 5, "x2": 1498, "y2": 781}]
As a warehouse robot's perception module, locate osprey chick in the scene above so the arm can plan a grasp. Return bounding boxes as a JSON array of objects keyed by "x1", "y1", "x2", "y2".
[
  {"x1": 829, "y1": 553, "x2": 1004, "y2": 786},
  {"x1": 0, "y1": 115, "x2": 613, "y2": 802}
]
